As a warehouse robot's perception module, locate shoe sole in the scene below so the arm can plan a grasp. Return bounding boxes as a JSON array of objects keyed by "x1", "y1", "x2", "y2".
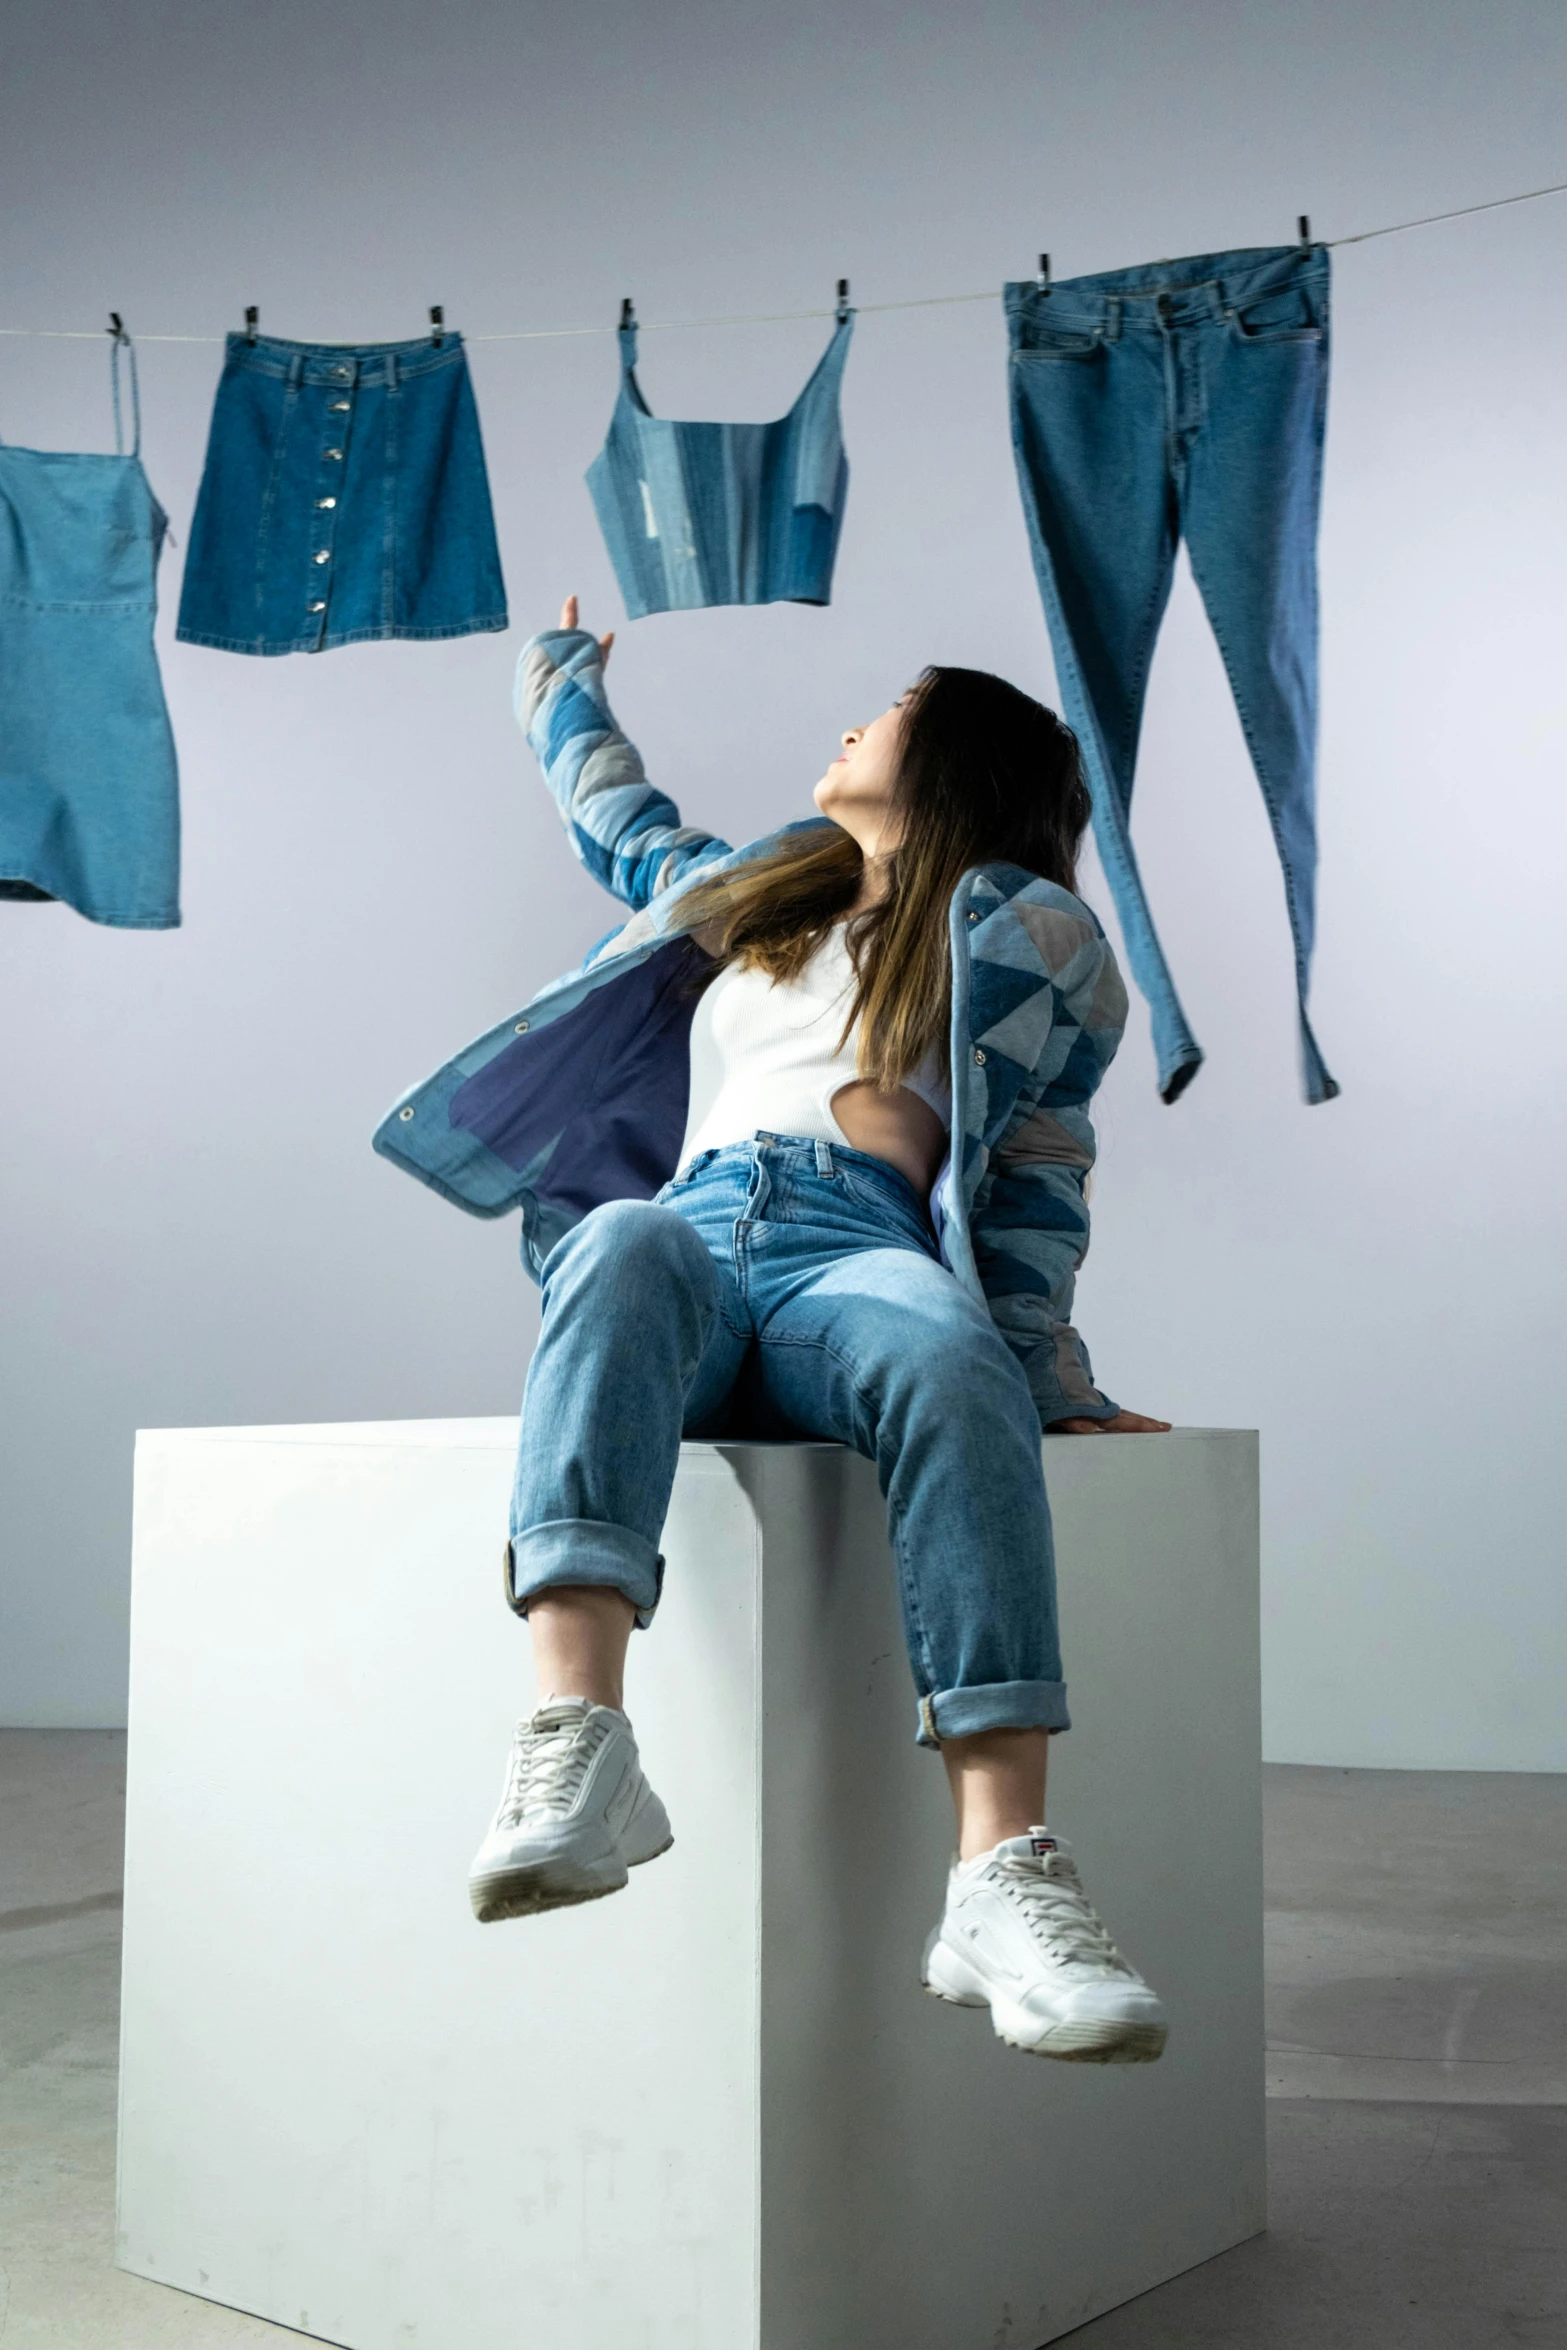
[
  {"x1": 470, "y1": 1867, "x2": 624, "y2": 1924},
  {"x1": 469, "y1": 1829, "x2": 674, "y2": 1924},
  {"x1": 922, "y1": 1939, "x2": 1168, "y2": 2065}
]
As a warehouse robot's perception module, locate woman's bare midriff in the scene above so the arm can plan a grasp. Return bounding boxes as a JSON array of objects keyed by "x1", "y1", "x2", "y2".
[{"x1": 830, "y1": 1080, "x2": 948, "y2": 1198}]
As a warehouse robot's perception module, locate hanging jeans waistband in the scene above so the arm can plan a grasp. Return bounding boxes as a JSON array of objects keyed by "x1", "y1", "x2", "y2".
[{"x1": 1005, "y1": 242, "x2": 1329, "y2": 339}]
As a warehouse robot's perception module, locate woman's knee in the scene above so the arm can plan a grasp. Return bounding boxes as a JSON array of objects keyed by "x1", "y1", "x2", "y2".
[{"x1": 543, "y1": 1197, "x2": 714, "y2": 1311}]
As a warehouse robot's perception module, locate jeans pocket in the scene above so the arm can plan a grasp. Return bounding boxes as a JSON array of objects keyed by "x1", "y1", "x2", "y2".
[
  {"x1": 835, "y1": 1160, "x2": 936, "y2": 1246},
  {"x1": 664, "y1": 1148, "x2": 720, "y2": 1194},
  {"x1": 1229, "y1": 286, "x2": 1323, "y2": 344},
  {"x1": 1014, "y1": 331, "x2": 1102, "y2": 363}
]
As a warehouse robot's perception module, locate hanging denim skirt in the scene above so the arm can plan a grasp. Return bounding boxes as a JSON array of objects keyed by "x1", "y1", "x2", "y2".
[
  {"x1": 0, "y1": 336, "x2": 180, "y2": 928},
  {"x1": 176, "y1": 331, "x2": 508, "y2": 655}
]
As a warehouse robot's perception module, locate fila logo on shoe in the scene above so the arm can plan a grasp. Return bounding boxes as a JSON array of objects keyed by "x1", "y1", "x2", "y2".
[{"x1": 1030, "y1": 1836, "x2": 1058, "y2": 1856}]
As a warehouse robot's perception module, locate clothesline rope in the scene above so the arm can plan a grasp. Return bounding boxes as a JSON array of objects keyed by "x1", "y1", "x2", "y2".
[{"x1": 1, "y1": 176, "x2": 1562, "y2": 347}]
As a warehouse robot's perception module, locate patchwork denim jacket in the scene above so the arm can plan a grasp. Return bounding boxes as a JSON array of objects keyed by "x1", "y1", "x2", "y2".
[{"x1": 374, "y1": 629, "x2": 1130, "y2": 1428}]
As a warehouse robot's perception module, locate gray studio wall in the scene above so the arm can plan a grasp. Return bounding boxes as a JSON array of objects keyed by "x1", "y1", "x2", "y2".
[{"x1": 2, "y1": 0, "x2": 1563, "y2": 1761}]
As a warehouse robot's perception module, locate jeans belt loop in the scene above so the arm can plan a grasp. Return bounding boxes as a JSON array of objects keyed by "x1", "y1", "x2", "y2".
[
  {"x1": 815, "y1": 1138, "x2": 834, "y2": 1177},
  {"x1": 1105, "y1": 295, "x2": 1123, "y2": 343},
  {"x1": 385, "y1": 351, "x2": 398, "y2": 392},
  {"x1": 287, "y1": 353, "x2": 304, "y2": 390}
]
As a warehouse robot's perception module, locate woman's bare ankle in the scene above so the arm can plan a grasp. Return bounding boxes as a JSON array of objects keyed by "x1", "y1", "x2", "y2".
[
  {"x1": 943, "y1": 1726, "x2": 1050, "y2": 1861},
  {"x1": 526, "y1": 1586, "x2": 636, "y2": 1712}
]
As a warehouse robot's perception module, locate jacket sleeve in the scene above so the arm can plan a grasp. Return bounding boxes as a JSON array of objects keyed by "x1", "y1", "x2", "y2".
[
  {"x1": 969, "y1": 912, "x2": 1130, "y2": 1429},
  {"x1": 514, "y1": 627, "x2": 734, "y2": 912},
  {"x1": 978, "y1": 1141, "x2": 1118, "y2": 1428}
]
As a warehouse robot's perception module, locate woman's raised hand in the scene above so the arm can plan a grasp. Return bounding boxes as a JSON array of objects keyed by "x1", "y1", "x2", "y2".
[{"x1": 560, "y1": 594, "x2": 615, "y2": 667}]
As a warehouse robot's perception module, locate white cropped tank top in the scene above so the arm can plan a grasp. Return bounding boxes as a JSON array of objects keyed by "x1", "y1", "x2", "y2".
[{"x1": 680, "y1": 924, "x2": 952, "y2": 1166}]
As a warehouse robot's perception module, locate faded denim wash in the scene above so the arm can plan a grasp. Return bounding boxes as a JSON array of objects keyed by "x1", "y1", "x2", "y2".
[
  {"x1": 587, "y1": 310, "x2": 852, "y2": 617},
  {"x1": 508, "y1": 1135, "x2": 1069, "y2": 1747},
  {"x1": 1007, "y1": 244, "x2": 1337, "y2": 1104},
  {"x1": 0, "y1": 335, "x2": 179, "y2": 927},
  {"x1": 177, "y1": 331, "x2": 507, "y2": 655}
]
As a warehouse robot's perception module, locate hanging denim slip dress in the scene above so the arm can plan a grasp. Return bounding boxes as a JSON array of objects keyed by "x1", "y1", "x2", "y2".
[
  {"x1": 0, "y1": 335, "x2": 180, "y2": 928},
  {"x1": 176, "y1": 330, "x2": 507, "y2": 654},
  {"x1": 1007, "y1": 244, "x2": 1337, "y2": 1105},
  {"x1": 587, "y1": 307, "x2": 853, "y2": 617}
]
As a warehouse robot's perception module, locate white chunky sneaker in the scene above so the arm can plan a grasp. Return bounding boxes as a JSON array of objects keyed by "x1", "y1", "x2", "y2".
[
  {"x1": 922, "y1": 1827, "x2": 1168, "y2": 2063},
  {"x1": 467, "y1": 1698, "x2": 672, "y2": 1923}
]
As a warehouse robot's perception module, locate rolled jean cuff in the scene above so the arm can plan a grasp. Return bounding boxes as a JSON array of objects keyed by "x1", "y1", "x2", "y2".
[
  {"x1": 1040, "y1": 1393, "x2": 1120, "y2": 1429},
  {"x1": 505, "y1": 1519, "x2": 664, "y2": 1629},
  {"x1": 915, "y1": 1679, "x2": 1071, "y2": 1749}
]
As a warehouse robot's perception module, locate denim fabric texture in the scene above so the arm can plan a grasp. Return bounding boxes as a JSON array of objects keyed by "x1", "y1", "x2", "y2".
[
  {"x1": 176, "y1": 331, "x2": 507, "y2": 654},
  {"x1": 586, "y1": 312, "x2": 853, "y2": 617},
  {"x1": 0, "y1": 336, "x2": 179, "y2": 928},
  {"x1": 508, "y1": 1136, "x2": 1070, "y2": 1746},
  {"x1": 374, "y1": 629, "x2": 1129, "y2": 1431},
  {"x1": 1007, "y1": 244, "x2": 1337, "y2": 1104}
]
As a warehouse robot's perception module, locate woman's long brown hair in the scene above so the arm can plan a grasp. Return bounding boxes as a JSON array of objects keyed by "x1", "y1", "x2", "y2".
[{"x1": 675, "y1": 665, "x2": 1093, "y2": 1090}]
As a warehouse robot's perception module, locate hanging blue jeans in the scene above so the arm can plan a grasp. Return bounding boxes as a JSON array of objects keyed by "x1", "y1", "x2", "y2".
[
  {"x1": 1007, "y1": 244, "x2": 1337, "y2": 1104},
  {"x1": 0, "y1": 334, "x2": 179, "y2": 927},
  {"x1": 506, "y1": 1135, "x2": 1069, "y2": 1748}
]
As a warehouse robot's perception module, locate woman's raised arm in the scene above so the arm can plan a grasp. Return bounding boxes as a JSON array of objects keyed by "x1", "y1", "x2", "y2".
[{"x1": 513, "y1": 595, "x2": 734, "y2": 914}]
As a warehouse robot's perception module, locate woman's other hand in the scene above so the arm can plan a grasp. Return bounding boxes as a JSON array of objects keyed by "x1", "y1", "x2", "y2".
[
  {"x1": 1047, "y1": 1409, "x2": 1172, "y2": 1435},
  {"x1": 560, "y1": 594, "x2": 615, "y2": 666}
]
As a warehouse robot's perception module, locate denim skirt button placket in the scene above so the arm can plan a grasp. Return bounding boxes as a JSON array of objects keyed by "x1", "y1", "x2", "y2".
[{"x1": 307, "y1": 360, "x2": 355, "y2": 645}]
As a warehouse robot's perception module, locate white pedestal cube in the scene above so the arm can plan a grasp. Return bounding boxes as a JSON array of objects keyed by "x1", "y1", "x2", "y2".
[{"x1": 118, "y1": 1421, "x2": 1263, "y2": 2350}]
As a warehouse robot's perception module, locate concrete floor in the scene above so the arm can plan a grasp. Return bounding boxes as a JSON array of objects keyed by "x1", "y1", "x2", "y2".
[{"x1": 1, "y1": 1737, "x2": 1563, "y2": 2347}]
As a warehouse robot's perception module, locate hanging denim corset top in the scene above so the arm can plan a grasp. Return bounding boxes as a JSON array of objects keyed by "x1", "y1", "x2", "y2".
[
  {"x1": 0, "y1": 334, "x2": 180, "y2": 927},
  {"x1": 176, "y1": 330, "x2": 507, "y2": 655},
  {"x1": 586, "y1": 309, "x2": 853, "y2": 618}
]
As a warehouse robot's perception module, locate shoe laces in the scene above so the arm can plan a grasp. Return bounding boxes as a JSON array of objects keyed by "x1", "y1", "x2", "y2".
[
  {"x1": 498, "y1": 1702, "x2": 608, "y2": 1828},
  {"x1": 991, "y1": 1849, "x2": 1134, "y2": 1975}
]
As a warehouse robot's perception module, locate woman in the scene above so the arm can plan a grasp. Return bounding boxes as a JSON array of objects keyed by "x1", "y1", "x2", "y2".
[{"x1": 376, "y1": 599, "x2": 1172, "y2": 2064}]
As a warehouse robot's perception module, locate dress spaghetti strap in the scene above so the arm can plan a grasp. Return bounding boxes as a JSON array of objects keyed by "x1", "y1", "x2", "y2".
[{"x1": 110, "y1": 327, "x2": 142, "y2": 458}]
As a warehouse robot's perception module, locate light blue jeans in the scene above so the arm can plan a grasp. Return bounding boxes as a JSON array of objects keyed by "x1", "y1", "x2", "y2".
[
  {"x1": 1007, "y1": 244, "x2": 1337, "y2": 1105},
  {"x1": 508, "y1": 1135, "x2": 1069, "y2": 1747}
]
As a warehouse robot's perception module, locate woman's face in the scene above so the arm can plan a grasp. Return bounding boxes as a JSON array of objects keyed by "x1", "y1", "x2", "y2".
[{"x1": 813, "y1": 695, "x2": 909, "y2": 856}]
